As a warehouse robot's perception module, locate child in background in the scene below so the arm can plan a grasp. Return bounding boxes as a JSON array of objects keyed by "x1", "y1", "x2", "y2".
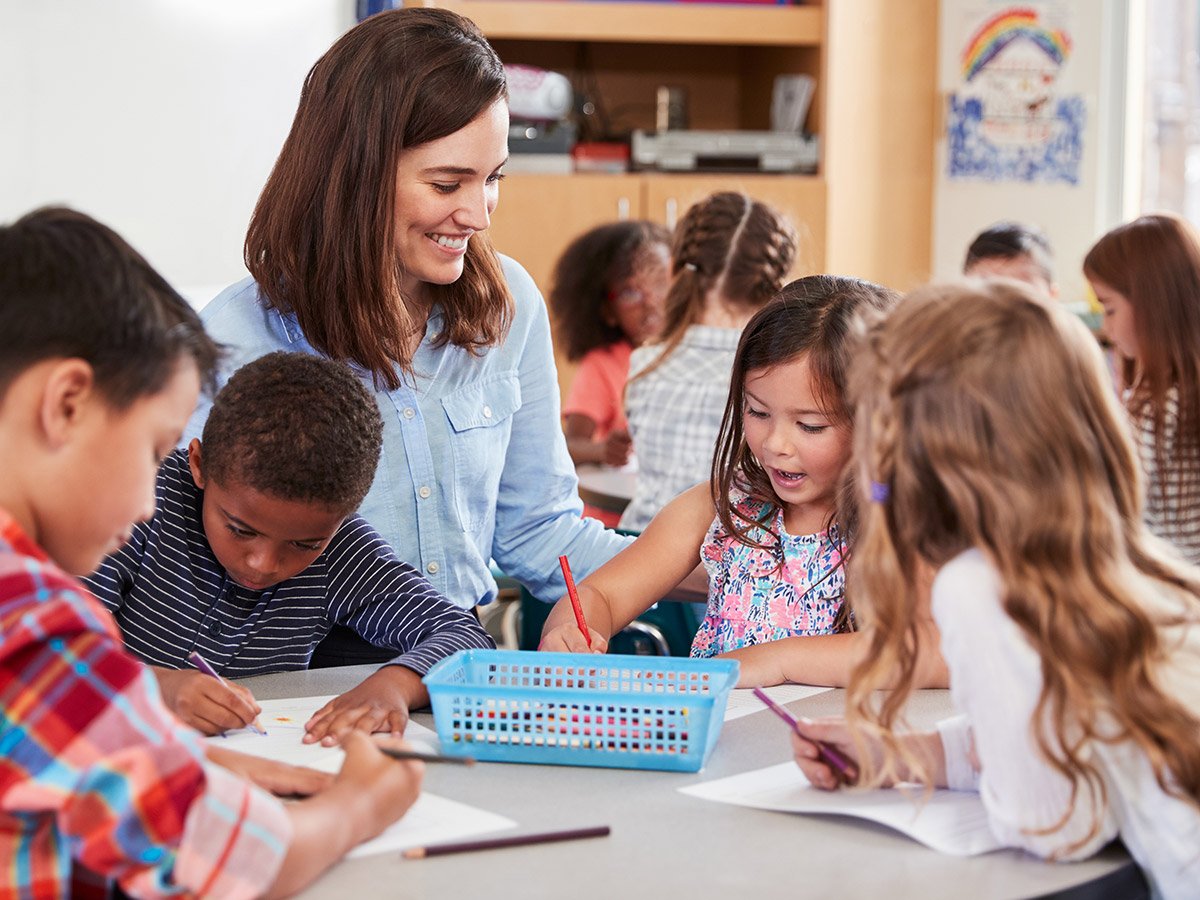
[
  {"x1": 1084, "y1": 213, "x2": 1200, "y2": 563},
  {"x1": 792, "y1": 281, "x2": 1200, "y2": 899},
  {"x1": 0, "y1": 208, "x2": 421, "y2": 898},
  {"x1": 962, "y1": 220, "x2": 1057, "y2": 297},
  {"x1": 620, "y1": 191, "x2": 797, "y2": 533},
  {"x1": 549, "y1": 221, "x2": 671, "y2": 526},
  {"x1": 542, "y1": 277, "x2": 947, "y2": 689},
  {"x1": 87, "y1": 351, "x2": 493, "y2": 744}
]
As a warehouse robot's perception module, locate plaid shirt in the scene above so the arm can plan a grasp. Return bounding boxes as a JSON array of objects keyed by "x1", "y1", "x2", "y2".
[
  {"x1": 0, "y1": 508, "x2": 291, "y2": 899},
  {"x1": 621, "y1": 325, "x2": 742, "y2": 531}
]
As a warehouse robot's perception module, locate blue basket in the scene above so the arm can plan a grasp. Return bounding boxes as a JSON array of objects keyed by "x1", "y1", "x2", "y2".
[{"x1": 423, "y1": 649, "x2": 739, "y2": 772}]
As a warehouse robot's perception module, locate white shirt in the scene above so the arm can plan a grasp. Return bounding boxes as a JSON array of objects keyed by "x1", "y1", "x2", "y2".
[
  {"x1": 934, "y1": 549, "x2": 1200, "y2": 899},
  {"x1": 620, "y1": 324, "x2": 742, "y2": 532}
]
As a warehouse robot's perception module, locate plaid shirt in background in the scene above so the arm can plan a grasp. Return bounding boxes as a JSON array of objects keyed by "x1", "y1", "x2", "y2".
[
  {"x1": 621, "y1": 325, "x2": 742, "y2": 532},
  {"x1": 0, "y1": 509, "x2": 291, "y2": 899}
]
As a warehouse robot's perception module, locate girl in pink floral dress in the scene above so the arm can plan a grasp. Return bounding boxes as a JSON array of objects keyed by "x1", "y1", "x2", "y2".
[{"x1": 540, "y1": 276, "x2": 948, "y2": 689}]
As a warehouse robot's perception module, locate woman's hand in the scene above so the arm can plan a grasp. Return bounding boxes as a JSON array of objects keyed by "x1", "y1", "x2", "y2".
[
  {"x1": 303, "y1": 666, "x2": 423, "y2": 746},
  {"x1": 205, "y1": 745, "x2": 333, "y2": 797},
  {"x1": 153, "y1": 666, "x2": 260, "y2": 735},
  {"x1": 538, "y1": 622, "x2": 609, "y2": 654}
]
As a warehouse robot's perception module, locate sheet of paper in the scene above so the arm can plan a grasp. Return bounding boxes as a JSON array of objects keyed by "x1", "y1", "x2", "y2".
[
  {"x1": 206, "y1": 695, "x2": 514, "y2": 858},
  {"x1": 209, "y1": 696, "x2": 442, "y2": 771},
  {"x1": 723, "y1": 684, "x2": 833, "y2": 721},
  {"x1": 679, "y1": 762, "x2": 1002, "y2": 857}
]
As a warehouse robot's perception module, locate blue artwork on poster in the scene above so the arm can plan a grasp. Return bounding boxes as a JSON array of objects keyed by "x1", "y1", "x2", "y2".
[
  {"x1": 947, "y1": 93, "x2": 1085, "y2": 184},
  {"x1": 947, "y1": 6, "x2": 1084, "y2": 184}
]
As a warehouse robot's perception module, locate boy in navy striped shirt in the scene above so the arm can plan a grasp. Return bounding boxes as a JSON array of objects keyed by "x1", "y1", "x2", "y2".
[{"x1": 86, "y1": 351, "x2": 493, "y2": 745}]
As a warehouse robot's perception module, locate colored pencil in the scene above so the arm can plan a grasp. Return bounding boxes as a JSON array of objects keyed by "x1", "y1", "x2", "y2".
[
  {"x1": 403, "y1": 825, "x2": 610, "y2": 859},
  {"x1": 378, "y1": 748, "x2": 476, "y2": 767},
  {"x1": 558, "y1": 554, "x2": 592, "y2": 648},
  {"x1": 751, "y1": 686, "x2": 855, "y2": 782},
  {"x1": 188, "y1": 651, "x2": 267, "y2": 736}
]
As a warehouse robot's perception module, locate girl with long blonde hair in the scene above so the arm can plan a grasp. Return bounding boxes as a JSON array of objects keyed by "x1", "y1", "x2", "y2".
[{"x1": 791, "y1": 281, "x2": 1200, "y2": 898}]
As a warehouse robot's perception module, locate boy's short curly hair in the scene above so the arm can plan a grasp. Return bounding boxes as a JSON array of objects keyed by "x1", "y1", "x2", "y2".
[{"x1": 200, "y1": 351, "x2": 382, "y2": 513}]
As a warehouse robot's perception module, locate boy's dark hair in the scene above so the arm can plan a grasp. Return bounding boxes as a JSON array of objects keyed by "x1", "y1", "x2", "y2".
[
  {"x1": 548, "y1": 220, "x2": 671, "y2": 361},
  {"x1": 963, "y1": 221, "x2": 1055, "y2": 281},
  {"x1": 200, "y1": 351, "x2": 383, "y2": 513},
  {"x1": 0, "y1": 206, "x2": 220, "y2": 406}
]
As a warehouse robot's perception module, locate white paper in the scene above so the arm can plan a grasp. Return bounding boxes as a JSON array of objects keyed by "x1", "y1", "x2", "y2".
[
  {"x1": 206, "y1": 695, "x2": 514, "y2": 858},
  {"x1": 722, "y1": 684, "x2": 833, "y2": 721},
  {"x1": 680, "y1": 762, "x2": 1002, "y2": 857}
]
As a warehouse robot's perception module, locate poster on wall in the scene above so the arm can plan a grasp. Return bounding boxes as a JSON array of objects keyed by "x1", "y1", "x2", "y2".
[{"x1": 946, "y1": 3, "x2": 1085, "y2": 184}]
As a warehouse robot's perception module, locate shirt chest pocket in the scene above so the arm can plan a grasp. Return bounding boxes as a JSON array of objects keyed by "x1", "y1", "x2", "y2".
[{"x1": 441, "y1": 374, "x2": 522, "y2": 534}]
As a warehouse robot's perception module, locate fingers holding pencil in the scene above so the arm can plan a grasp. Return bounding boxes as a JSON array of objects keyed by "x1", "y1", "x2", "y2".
[{"x1": 789, "y1": 719, "x2": 859, "y2": 790}]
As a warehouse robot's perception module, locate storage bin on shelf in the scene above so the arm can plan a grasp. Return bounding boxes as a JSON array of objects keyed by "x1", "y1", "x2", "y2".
[{"x1": 422, "y1": 649, "x2": 738, "y2": 772}]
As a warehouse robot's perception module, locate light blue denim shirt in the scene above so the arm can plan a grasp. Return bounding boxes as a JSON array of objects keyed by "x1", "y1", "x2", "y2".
[{"x1": 187, "y1": 256, "x2": 631, "y2": 608}]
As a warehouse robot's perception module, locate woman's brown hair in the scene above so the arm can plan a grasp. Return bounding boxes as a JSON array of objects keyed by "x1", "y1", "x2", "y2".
[
  {"x1": 632, "y1": 191, "x2": 796, "y2": 381},
  {"x1": 245, "y1": 8, "x2": 512, "y2": 390},
  {"x1": 848, "y1": 280, "x2": 1200, "y2": 850},
  {"x1": 1084, "y1": 213, "x2": 1200, "y2": 513}
]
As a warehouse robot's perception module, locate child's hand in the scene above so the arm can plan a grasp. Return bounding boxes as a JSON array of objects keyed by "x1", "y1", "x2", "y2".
[
  {"x1": 303, "y1": 665, "x2": 418, "y2": 746},
  {"x1": 205, "y1": 745, "x2": 333, "y2": 797},
  {"x1": 538, "y1": 623, "x2": 609, "y2": 654},
  {"x1": 154, "y1": 667, "x2": 261, "y2": 735},
  {"x1": 603, "y1": 428, "x2": 633, "y2": 466},
  {"x1": 790, "y1": 717, "x2": 860, "y2": 791},
  {"x1": 334, "y1": 731, "x2": 424, "y2": 842}
]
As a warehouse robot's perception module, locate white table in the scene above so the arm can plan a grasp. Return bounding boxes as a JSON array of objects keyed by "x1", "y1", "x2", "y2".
[
  {"x1": 238, "y1": 665, "x2": 1144, "y2": 900},
  {"x1": 576, "y1": 464, "x2": 638, "y2": 515}
]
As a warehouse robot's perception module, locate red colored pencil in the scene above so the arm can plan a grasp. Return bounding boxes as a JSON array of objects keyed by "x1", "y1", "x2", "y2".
[{"x1": 558, "y1": 554, "x2": 592, "y2": 648}]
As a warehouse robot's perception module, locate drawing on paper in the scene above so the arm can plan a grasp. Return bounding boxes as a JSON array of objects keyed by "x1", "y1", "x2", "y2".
[{"x1": 947, "y1": 5, "x2": 1084, "y2": 184}]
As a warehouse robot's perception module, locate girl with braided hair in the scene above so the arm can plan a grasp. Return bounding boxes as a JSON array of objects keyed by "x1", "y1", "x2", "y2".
[
  {"x1": 541, "y1": 276, "x2": 948, "y2": 690},
  {"x1": 619, "y1": 191, "x2": 798, "y2": 533},
  {"x1": 790, "y1": 281, "x2": 1200, "y2": 898}
]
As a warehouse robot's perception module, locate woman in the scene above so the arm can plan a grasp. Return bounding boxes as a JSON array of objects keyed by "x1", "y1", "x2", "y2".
[{"x1": 190, "y1": 8, "x2": 629, "y2": 612}]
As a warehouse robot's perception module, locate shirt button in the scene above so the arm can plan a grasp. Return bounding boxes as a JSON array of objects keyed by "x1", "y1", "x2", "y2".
[
  {"x1": 403, "y1": 407, "x2": 416, "y2": 419},
  {"x1": 418, "y1": 485, "x2": 432, "y2": 499},
  {"x1": 208, "y1": 621, "x2": 221, "y2": 636},
  {"x1": 482, "y1": 405, "x2": 493, "y2": 418},
  {"x1": 426, "y1": 561, "x2": 440, "y2": 575}
]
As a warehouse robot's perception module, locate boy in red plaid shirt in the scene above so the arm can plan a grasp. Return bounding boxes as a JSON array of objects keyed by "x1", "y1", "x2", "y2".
[{"x1": 0, "y1": 208, "x2": 423, "y2": 898}]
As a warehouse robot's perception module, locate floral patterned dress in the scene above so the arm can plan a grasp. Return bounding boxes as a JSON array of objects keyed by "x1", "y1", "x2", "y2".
[{"x1": 690, "y1": 488, "x2": 845, "y2": 658}]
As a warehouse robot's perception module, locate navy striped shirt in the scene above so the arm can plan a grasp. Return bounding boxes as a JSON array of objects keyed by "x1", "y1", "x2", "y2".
[{"x1": 84, "y1": 450, "x2": 493, "y2": 678}]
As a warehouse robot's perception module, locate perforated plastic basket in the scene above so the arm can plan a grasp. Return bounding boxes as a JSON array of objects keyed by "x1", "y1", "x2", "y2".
[{"x1": 423, "y1": 649, "x2": 739, "y2": 772}]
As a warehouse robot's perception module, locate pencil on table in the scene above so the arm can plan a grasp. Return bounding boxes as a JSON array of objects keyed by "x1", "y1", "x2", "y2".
[
  {"x1": 558, "y1": 554, "x2": 592, "y2": 648},
  {"x1": 403, "y1": 825, "x2": 611, "y2": 859}
]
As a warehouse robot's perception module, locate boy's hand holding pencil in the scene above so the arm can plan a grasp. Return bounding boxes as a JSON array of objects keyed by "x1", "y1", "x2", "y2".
[{"x1": 154, "y1": 662, "x2": 263, "y2": 736}]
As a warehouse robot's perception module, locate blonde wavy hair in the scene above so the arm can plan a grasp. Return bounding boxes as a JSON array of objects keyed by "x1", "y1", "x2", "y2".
[{"x1": 846, "y1": 280, "x2": 1200, "y2": 849}]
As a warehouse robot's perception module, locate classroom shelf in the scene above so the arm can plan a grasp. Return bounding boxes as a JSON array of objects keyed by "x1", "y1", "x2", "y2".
[{"x1": 405, "y1": 0, "x2": 824, "y2": 46}]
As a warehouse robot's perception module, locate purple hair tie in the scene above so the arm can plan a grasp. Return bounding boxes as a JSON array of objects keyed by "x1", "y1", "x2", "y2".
[{"x1": 869, "y1": 480, "x2": 890, "y2": 503}]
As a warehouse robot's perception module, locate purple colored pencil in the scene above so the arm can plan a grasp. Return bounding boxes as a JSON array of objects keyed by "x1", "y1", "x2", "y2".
[
  {"x1": 751, "y1": 686, "x2": 855, "y2": 781},
  {"x1": 403, "y1": 825, "x2": 610, "y2": 859},
  {"x1": 188, "y1": 651, "x2": 267, "y2": 736}
]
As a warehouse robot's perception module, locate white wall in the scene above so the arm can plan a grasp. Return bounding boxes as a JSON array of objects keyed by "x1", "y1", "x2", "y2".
[
  {"x1": 931, "y1": 0, "x2": 1139, "y2": 307},
  {"x1": 0, "y1": 0, "x2": 354, "y2": 307}
]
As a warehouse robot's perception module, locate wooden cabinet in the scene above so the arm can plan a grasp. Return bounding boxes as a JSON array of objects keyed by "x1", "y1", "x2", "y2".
[
  {"x1": 489, "y1": 172, "x2": 826, "y2": 292},
  {"x1": 406, "y1": 0, "x2": 938, "y2": 395}
]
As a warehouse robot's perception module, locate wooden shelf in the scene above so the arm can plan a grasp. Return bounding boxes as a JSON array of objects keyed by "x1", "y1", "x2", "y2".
[{"x1": 407, "y1": 0, "x2": 824, "y2": 46}]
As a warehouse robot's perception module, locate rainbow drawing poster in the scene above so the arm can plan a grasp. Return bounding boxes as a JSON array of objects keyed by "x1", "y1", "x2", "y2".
[{"x1": 947, "y1": 3, "x2": 1084, "y2": 184}]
